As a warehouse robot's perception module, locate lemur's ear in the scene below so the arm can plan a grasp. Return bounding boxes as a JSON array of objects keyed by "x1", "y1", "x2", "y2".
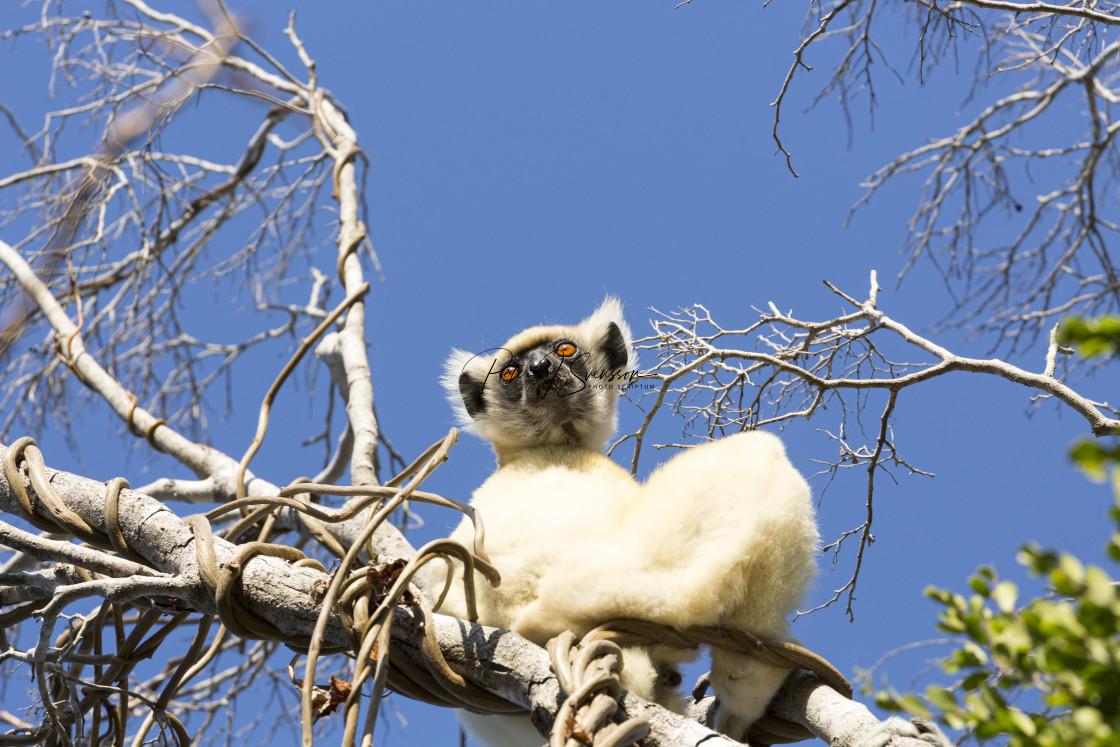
[
  {"x1": 578, "y1": 296, "x2": 635, "y2": 372},
  {"x1": 459, "y1": 370, "x2": 486, "y2": 418},
  {"x1": 443, "y1": 348, "x2": 485, "y2": 426},
  {"x1": 599, "y1": 323, "x2": 629, "y2": 371}
]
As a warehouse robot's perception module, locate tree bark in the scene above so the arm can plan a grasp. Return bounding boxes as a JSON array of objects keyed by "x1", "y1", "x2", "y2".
[{"x1": 0, "y1": 443, "x2": 932, "y2": 747}]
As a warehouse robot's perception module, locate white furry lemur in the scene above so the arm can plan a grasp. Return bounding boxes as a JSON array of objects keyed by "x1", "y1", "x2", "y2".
[{"x1": 428, "y1": 297, "x2": 820, "y2": 746}]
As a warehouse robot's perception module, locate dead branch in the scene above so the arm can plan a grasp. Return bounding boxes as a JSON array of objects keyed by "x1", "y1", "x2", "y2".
[{"x1": 621, "y1": 270, "x2": 1118, "y2": 617}]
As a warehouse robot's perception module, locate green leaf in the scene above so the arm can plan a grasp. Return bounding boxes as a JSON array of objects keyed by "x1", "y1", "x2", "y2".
[
  {"x1": 970, "y1": 575, "x2": 992, "y2": 596},
  {"x1": 1107, "y1": 535, "x2": 1120, "y2": 563},
  {"x1": 961, "y1": 671, "x2": 989, "y2": 691},
  {"x1": 1071, "y1": 707, "x2": 1102, "y2": 733},
  {"x1": 925, "y1": 686, "x2": 958, "y2": 712},
  {"x1": 993, "y1": 580, "x2": 1018, "y2": 613},
  {"x1": 1071, "y1": 440, "x2": 1109, "y2": 481},
  {"x1": 896, "y1": 694, "x2": 932, "y2": 720},
  {"x1": 1060, "y1": 554, "x2": 1086, "y2": 586},
  {"x1": 1083, "y1": 566, "x2": 1117, "y2": 608},
  {"x1": 1007, "y1": 708, "x2": 1037, "y2": 737},
  {"x1": 1058, "y1": 316, "x2": 1120, "y2": 358}
]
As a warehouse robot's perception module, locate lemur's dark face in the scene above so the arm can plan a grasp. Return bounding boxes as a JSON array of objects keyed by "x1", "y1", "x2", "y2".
[
  {"x1": 496, "y1": 338, "x2": 585, "y2": 401},
  {"x1": 457, "y1": 322, "x2": 629, "y2": 448}
]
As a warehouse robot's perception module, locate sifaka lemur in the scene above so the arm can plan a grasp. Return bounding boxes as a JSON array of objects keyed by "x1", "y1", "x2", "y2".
[{"x1": 429, "y1": 297, "x2": 820, "y2": 745}]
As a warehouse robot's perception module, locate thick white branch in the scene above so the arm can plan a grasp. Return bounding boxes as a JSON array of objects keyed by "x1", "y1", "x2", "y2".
[
  {"x1": 0, "y1": 444, "x2": 935, "y2": 747},
  {"x1": 314, "y1": 91, "x2": 379, "y2": 486},
  {"x1": 0, "y1": 236, "x2": 410, "y2": 557}
]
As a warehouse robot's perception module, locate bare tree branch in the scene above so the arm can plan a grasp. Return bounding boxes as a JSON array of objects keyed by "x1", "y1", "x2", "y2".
[
  {"x1": 0, "y1": 4, "x2": 366, "y2": 454},
  {"x1": 772, "y1": 0, "x2": 1120, "y2": 346},
  {"x1": 621, "y1": 270, "x2": 1118, "y2": 616}
]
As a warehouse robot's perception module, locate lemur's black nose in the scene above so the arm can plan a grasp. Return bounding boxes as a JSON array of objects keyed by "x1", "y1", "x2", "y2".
[{"x1": 529, "y1": 356, "x2": 552, "y2": 379}]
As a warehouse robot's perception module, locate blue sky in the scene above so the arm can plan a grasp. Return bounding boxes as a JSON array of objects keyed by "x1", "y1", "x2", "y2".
[{"x1": 1, "y1": 1, "x2": 1116, "y2": 745}]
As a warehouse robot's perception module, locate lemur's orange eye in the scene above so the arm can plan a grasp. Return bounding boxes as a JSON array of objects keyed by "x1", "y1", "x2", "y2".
[
  {"x1": 501, "y1": 365, "x2": 519, "y2": 382},
  {"x1": 556, "y1": 342, "x2": 577, "y2": 358}
]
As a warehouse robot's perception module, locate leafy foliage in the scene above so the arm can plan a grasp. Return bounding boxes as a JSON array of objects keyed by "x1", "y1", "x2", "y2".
[
  {"x1": 1058, "y1": 316, "x2": 1120, "y2": 360},
  {"x1": 874, "y1": 360, "x2": 1120, "y2": 745},
  {"x1": 1068, "y1": 440, "x2": 1120, "y2": 488}
]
